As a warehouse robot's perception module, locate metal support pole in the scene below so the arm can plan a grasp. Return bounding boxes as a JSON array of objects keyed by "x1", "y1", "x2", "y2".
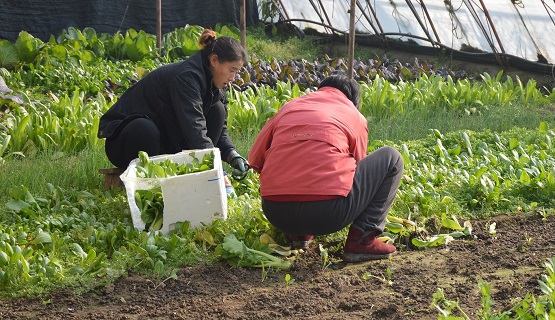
[
  {"x1": 365, "y1": 0, "x2": 388, "y2": 47},
  {"x1": 462, "y1": 0, "x2": 504, "y2": 66},
  {"x1": 272, "y1": 0, "x2": 290, "y2": 21},
  {"x1": 276, "y1": 0, "x2": 291, "y2": 20},
  {"x1": 477, "y1": 0, "x2": 509, "y2": 66},
  {"x1": 308, "y1": 0, "x2": 331, "y2": 34},
  {"x1": 540, "y1": 0, "x2": 555, "y2": 27},
  {"x1": 416, "y1": 0, "x2": 441, "y2": 44},
  {"x1": 404, "y1": 0, "x2": 438, "y2": 47},
  {"x1": 317, "y1": 0, "x2": 335, "y2": 33},
  {"x1": 355, "y1": 0, "x2": 381, "y2": 35},
  {"x1": 365, "y1": 0, "x2": 385, "y2": 34}
]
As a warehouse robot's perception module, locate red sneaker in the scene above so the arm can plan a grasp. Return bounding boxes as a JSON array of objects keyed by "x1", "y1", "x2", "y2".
[
  {"x1": 289, "y1": 235, "x2": 314, "y2": 250},
  {"x1": 342, "y1": 227, "x2": 396, "y2": 262}
]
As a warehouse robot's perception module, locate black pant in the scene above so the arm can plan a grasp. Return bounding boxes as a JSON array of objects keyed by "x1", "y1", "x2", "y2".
[
  {"x1": 261, "y1": 146, "x2": 404, "y2": 236},
  {"x1": 105, "y1": 102, "x2": 226, "y2": 169}
]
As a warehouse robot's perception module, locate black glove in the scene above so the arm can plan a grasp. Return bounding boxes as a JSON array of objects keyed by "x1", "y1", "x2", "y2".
[{"x1": 229, "y1": 153, "x2": 250, "y2": 180}]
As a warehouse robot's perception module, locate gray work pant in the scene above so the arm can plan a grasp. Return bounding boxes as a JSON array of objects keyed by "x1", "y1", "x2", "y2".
[{"x1": 262, "y1": 146, "x2": 404, "y2": 236}]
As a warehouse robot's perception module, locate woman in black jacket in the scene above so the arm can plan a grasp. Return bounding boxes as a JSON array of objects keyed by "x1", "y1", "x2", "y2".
[{"x1": 97, "y1": 29, "x2": 250, "y2": 192}]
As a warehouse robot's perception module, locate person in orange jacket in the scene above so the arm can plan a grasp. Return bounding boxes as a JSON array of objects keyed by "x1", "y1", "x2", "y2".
[{"x1": 248, "y1": 75, "x2": 403, "y2": 262}]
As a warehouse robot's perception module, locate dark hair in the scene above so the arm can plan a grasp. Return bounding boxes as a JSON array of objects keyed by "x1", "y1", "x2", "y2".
[
  {"x1": 198, "y1": 29, "x2": 247, "y2": 63},
  {"x1": 318, "y1": 75, "x2": 361, "y2": 109}
]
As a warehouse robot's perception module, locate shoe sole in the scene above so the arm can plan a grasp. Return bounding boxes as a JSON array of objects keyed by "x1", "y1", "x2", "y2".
[{"x1": 342, "y1": 251, "x2": 396, "y2": 262}]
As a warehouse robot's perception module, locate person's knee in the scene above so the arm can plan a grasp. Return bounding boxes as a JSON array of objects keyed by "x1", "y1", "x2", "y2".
[
  {"x1": 124, "y1": 119, "x2": 161, "y2": 149},
  {"x1": 123, "y1": 118, "x2": 161, "y2": 160},
  {"x1": 379, "y1": 146, "x2": 401, "y2": 160},
  {"x1": 125, "y1": 118, "x2": 160, "y2": 138},
  {"x1": 381, "y1": 146, "x2": 404, "y2": 172}
]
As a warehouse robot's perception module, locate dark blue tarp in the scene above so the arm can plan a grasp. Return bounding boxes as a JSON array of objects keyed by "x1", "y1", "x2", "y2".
[{"x1": 0, "y1": 0, "x2": 260, "y2": 42}]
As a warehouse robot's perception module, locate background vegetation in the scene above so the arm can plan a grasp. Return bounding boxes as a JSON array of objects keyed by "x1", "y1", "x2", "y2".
[{"x1": 1, "y1": 23, "x2": 555, "y2": 317}]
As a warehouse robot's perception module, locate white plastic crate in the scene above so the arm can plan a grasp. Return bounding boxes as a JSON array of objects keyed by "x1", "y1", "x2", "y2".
[{"x1": 120, "y1": 148, "x2": 227, "y2": 234}]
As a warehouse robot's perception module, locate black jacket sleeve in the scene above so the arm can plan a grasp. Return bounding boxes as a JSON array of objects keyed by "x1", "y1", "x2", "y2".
[{"x1": 215, "y1": 93, "x2": 235, "y2": 160}]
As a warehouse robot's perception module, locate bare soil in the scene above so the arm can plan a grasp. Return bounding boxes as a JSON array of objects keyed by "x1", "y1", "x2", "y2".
[{"x1": 1, "y1": 213, "x2": 554, "y2": 319}]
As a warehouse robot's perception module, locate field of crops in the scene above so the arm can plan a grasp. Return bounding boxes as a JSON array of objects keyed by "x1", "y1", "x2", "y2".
[{"x1": 1, "y1": 25, "x2": 555, "y2": 319}]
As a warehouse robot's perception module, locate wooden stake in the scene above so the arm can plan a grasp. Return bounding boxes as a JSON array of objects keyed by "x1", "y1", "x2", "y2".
[
  {"x1": 240, "y1": 0, "x2": 246, "y2": 48},
  {"x1": 156, "y1": 0, "x2": 162, "y2": 56},
  {"x1": 347, "y1": 0, "x2": 356, "y2": 79}
]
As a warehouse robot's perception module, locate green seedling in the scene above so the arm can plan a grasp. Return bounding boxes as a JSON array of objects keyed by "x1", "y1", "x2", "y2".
[
  {"x1": 261, "y1": 264, "x2": 268, "y2": 282},
  {"x1": 524, "y1": 233, "x2": 533, "y2": 243},
  {"x1": 362, "y1": 269, "x2": 393, "y2": 286},
  {"x1": 432, "y1": 287, "x2": 471, "y2": 319},
  {"x1": 284, "y1": 273, "x2": 295, "y2": 287},
  {"x1": 147, "y1": 267, "x2": 178, "y2": 290},
  {"x1": 386, "y1": 267, "x2": 394, "y2": 286}
]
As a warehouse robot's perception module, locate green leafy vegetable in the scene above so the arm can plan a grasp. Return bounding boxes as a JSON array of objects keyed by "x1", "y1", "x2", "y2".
[
  {"x1": 217, "y1": 234, "x2": 291, "y2": 270},
  {"x1": 135, "y1": 151, "x2": 214, "y2": 178},
  {"x1": 135, "y1": 187, "x2": 164, "y2": 231},
  {"x1": 0, "y1": 41, "x2": 19, "y2": 69},
  {"x1": 133, "y1": 151, "x2": 215, "y2": 230}
]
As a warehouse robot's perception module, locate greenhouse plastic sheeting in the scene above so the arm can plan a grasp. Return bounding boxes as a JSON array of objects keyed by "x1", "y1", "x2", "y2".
[
  {"x1": 269, "y1": 0, "x2": 555, "y2": 65},
  {"x1": 0, "y1": 0, "x2": 259, "y2": 42}
]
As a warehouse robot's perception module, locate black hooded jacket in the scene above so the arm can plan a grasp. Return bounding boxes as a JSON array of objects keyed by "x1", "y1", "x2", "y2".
[{"x1": 97, "y1": 50, "x2": 235, "y2": 158}]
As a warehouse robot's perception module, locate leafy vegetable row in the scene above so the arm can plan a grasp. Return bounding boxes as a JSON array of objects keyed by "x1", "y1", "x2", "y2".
[{"x1": 0, "y1": 25, "x2": 472, "y2": 92}]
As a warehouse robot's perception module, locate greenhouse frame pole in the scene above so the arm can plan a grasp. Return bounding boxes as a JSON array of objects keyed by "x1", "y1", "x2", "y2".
[
  {"x1": 308, "y1": 0, "x2": 332, "y2": 34},
  {"x1": 540, "y1": 0, "x2": 555, "y2": 27},
  {"x1": 156, "y1": 0, "x2": 162, "y2": 56},
  {"x1": 415, "y1": 0, "x2": 441, "y2": 44},
  {"x1": 364, "y1": 0, "x2": 388, "y2": 46},
  {"x1": 316, "y1": 0, "x2": 334, "y2": 33},
  {"x1": 355, "y1": 0, "x2": 381, "y2": 36},
  {"x1": 347, "y1": 0, "x2": 356, "y2": 79},
  {"x1": 272, "y1": 0, "x2": 290, "y2": 21},
  {"x1": 477, "y1": 0, "x2": 509, "y2": 66},
  {"x1": 240, "y1": 0, "x2": 246, "y2": 48},
  {"x1": 404, "y1": 0, "x2": 438, "y2": 47},
  {"x1": 462, "y1": 0, "x2": 504, "y2": 66}
]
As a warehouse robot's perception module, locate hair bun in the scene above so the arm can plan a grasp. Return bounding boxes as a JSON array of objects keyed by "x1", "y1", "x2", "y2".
[{"x1": 199, "y1": 29, "x2": 218, "y2": 49}]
